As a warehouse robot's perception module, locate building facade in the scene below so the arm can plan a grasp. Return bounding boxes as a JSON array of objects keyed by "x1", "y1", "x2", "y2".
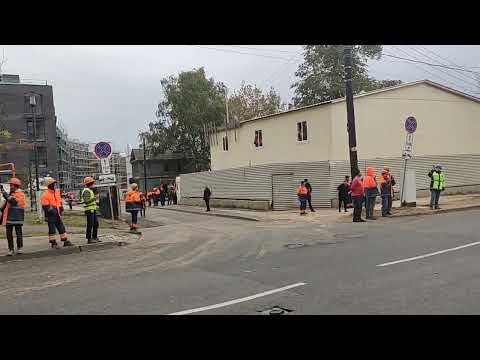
[
  {"x1": 0, "y1": 74, "x2": 58, "y2": 182},
  {"x1": 179, "y1": 80, "x2": 480, "y2": 209}
]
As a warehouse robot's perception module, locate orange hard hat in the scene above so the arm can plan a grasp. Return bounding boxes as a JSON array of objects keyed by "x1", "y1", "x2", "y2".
[
  {"x1": 44, "y1": 177, "x2": 57, "y2": 186},
  {"x1": 9, "y1": 178, "x2": 21, "y2": 186},
  {"x1": 84, "y1": 176, "x2": 95, "y2": 185}
]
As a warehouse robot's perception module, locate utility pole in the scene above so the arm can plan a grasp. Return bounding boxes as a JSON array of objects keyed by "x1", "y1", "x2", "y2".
[
  {"x1": 343, "y1": 46, "x2": 359, "y2": 179},
  {"x1": 29, "y1": 93, "x2": 42, "y2": 219}
]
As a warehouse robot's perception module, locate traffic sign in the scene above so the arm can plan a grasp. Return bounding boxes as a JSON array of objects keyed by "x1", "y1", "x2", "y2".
[
  {"x1": 98, "y1": 174, "x2": 116, "y2": 185},
  {"x1": 405, "y1": 116, "x2": 417, "y2": 134},
  {"x1": 94, "y1": 141, "x2": 112, "y2": 159},
  {"x1": 100, "y1": 158, "x2": 111, "y2": 174}
]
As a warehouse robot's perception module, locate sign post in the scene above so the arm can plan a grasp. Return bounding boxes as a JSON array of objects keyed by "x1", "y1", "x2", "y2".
[
  {"x1": 400, "y1": 116, "x2": 417, "y2": 206},
  {"x1": 93, "y1": 141, "x2": 115, "y2": 224}
]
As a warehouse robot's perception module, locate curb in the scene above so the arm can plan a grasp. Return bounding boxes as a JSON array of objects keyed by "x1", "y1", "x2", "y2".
[
  {"x1": 0, "y1": 241, "x2": 128, "y2": 264},
  {"x1": 382, "y1": 205, "x2": 480, "y2": 219},
  {"x1": 149, "y1": 206, "x2": 259, "y2": 222}
]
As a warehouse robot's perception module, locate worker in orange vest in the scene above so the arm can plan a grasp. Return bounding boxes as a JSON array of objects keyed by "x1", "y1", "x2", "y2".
[
  {"x1": 1, "y1": 178, "x2": 26, "y2": 256},
  {"x1": 125, "y1": 183, "x2": 142, "y2": 232},
  {"x1": 40, "y1": 177, "x2": 73, "y2": 248},
  {"x1": 297, "y1": 181, "x2": 308, "y2": 215}
]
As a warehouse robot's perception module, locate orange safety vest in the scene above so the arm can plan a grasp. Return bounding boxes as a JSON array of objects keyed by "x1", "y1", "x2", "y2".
[
  {"x1": 297, "y1": 185, "x2": 308, "y2": 196},
  {"x1": 40, "y1": 189, "x2": 62, "y2": 208},
  {"x1": 2, "y1": 190, "x2": 26, "y2": 225},
  {"x1": 125, "y1": 190, "x2": 142, "y2": 212}
]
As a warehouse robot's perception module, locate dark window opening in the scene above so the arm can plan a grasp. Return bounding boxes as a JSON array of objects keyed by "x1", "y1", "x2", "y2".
[
  {"x1": 222, "y1": 136, "x2": 229, "y2": 151},
  {"x1": 254, "y1": 130, "x2": 263, "y2": 148},
  {"x1": 297, "y1": 121, "x2": 308, "y2": 141}
]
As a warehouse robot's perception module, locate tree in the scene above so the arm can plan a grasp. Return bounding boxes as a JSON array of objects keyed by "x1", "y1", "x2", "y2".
[
  {"x1": 291, "y1": 45, "x2": 402, "y2": 106},
  {"x1": 228, "y1": 82, "x2": 286, "y2": 122},
  {"x1": 141, "y1": 68, "x2": 226, "y2": 172}
]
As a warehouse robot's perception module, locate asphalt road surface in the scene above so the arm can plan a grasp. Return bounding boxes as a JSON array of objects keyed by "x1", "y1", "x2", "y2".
[{"x1": 1, "y1": 207, "x2": 480, "y2": 314}]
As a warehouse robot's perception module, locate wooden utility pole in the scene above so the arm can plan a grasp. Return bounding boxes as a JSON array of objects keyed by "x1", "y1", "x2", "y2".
[{"x1": 343, "y1": 46, "x2": 359, "y2": 178}]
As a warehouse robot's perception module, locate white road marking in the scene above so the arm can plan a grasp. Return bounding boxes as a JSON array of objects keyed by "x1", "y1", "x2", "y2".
[
  {"x1": 167, "y1": 282, "x2": 306, "y2": 315},
  {"x1": 377, "y1": 241, "x2": 480, "y2": 267}
]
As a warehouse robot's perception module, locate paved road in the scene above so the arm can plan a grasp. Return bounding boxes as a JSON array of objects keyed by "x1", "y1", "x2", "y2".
[{"x1": 1, "y1": 207, "x2": 480, "y2": 314}]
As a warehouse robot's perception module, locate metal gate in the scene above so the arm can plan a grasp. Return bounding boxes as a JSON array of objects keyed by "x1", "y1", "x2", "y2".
[{"x1": 272, "y1": 173, "x2": 296, "y2": 210}]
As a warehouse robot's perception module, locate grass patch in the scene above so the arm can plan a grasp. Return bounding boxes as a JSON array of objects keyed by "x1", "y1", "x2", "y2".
[{"x1": 23, "y1": 210, "x2": 116, "y2": 229}]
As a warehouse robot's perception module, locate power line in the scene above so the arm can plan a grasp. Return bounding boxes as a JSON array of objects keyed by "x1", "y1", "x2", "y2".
[
  {"x1": 191, "y1": 45, "x2": 292, "y2": 61},
  {"x1": 382, "y1": 50, "x2": 480, "y2": 75},
  {"x1": 260, "y1": 53, "x2": 303, "y2": 90},
  {"x1": 402, "y1": 46, "x2": 478, "y2": 89},
  {"x1": 223, "y1": 45, "x2": 301, "y2": 55}
]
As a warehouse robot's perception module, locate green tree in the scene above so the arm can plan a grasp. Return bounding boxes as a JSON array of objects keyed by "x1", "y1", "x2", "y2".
[
  {"x1": 228, "y1": 82, "x2": 286, "y2": 122},
  {"x1": 291, "y1": 45, "x2": 402, "y2": 106},
  {"x1": 141, "y1": 68, "x2": 226, "y2": 172}
]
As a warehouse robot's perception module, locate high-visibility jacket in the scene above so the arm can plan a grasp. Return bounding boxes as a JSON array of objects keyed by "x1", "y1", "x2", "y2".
[
  {"x1": 81, "y1": 187, "x2": 97, "y2": 212},
  {"x1": 40, "y1": 189, "x2": 63, "y2": 221},
  {"x1": 432, "y1": 171, "x2": 445, "y2": 190},
  {"x1": 297, "y1": 185, "x2": 308, "y2": 198},
  {"x1": 2, "y1": 189, "x2": 25, "y2": 225},
  {"x1": 125, "y1": 190, "x2": 142, "y2": 212}
]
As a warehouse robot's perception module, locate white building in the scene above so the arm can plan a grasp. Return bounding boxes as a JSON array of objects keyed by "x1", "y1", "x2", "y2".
[{"x1": 179, "y1": 80, "x2": 480, "y2": 209}]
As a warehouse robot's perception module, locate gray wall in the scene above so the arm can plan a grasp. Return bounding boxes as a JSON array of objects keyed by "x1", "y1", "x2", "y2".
[
  {"x1": 0, "y1": 83, "x2": 58, "y2": 180},
  {"x1": 179, "y1": 154, "x2": 480, "y2": 209}
]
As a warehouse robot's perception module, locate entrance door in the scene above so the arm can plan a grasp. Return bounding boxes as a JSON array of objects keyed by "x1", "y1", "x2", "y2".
[{"x1": 272, "y1": 173, "x2": 296, "y2": 210}]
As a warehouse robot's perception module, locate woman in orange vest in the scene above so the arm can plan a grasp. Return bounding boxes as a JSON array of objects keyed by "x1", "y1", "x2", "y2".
[
  {"x1": 1, "y1": 178, "x2": 26, "y2": 256},
  {"x1": 125, "y1": 183, "x2": 142, "y2": 232},
  {"x1": 40, "y1": 177, "x2": 73, "y2": 248},
  {"x1": 297, "y1": 181, "x2": 308, "y2": 215}
]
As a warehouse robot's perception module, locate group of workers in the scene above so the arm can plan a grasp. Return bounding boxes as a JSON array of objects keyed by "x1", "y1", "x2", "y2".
[
  {"x1": 146, "y1": 183, "x2": 177, "y2": 208},
  {"x1": 296, "y1": 179, "x2": 315, "y2": 215}
]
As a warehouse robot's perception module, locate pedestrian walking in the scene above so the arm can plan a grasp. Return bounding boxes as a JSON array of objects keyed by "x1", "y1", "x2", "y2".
[
  {"x1": 297, "y1": 181, "x2": 308, "y2": 215},
  {"x1": 67, "y1": 192, "x2": 74, "y2": 210},
  {"x1": 125, "y1": 183, "x2": 142, "y2": 232},
  {"x1": 429, "y1": 164, "x2": 445, "y2": 209},
  {"x1": 351, "y1": 169, "x2": 366, "y2": 222},
  {"x1": 40, "y1": 177, "x2": 73, "y2": 248},
  {"x1": 337, "y1": 176, "x2": 350, "y2": 213},
  {"x1": 153, "y1": 187, "x2": 160, "y2": 206},
  {"x1": 172, "y1": 182, "x2": 178, "y2": 205},
  {"x1": 140, "y1": 192, "x2": 146, "y2": 217},
  {"x1": 363, "y1": 166, "x2": 379, "y2": 220},
  {"x1": 380, "y1": 170, "x2": 392, "y2": 217},
  {"x1": 81, "y1": 177, "x2": 101, "y2": 244},
  {"x1": 203, "y1": 186, "x2": 211, "y2": 212},
  {"x1": 303, "y1": 179, "x2": 315, "y2": 212},
  {"x1": 160, "y1": 183, "x2": 167, "y2": 206},
  {"x1": 1, "y1": 178, "x2": 25, "y2": 256}
]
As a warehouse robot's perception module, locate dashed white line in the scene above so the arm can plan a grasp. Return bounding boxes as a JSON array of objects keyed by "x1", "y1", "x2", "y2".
[
  {"x1": 167, "y1": 282, "x2": 307, "y2": 315},
  {"x1": 377, "y1": 241, "x2": 480, "y2": 267}
]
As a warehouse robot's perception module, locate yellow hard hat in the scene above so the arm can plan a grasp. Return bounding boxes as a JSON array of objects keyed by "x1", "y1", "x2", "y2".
[
  {"x1": 84, "y1": 176, "x2": 95, "y2": 185},
  {"x1": 44, "y1": 177, "x2": 57, "y2": 186}
]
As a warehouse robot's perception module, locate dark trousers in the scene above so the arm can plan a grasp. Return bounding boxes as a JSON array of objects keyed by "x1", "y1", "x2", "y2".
[
  {"x1": 48, "y1": 219, "x2": 67, "y2": 240},
  {"x1": 160, "y1": 195, "x2": 166, "y2": 206},
  {"x1": 430, "y1": 189, "x2": 441, "y2": 208},
  {"x1": 153, "y1": 198, "x2": 159, "y2": 206},
  {"x1": 381, "y1": 196, "x2": 390, "y2": 216},
  {"x1": 306, "y1": 194, "x2": 314, "y2": 211},
  {"x1": 147, "y1": 198, "x2": 152, "y2": 207},
  {"x1": 6, "y1": 224, "x2": 23, "y2": 250},
  {"x1": 131, "y1": 210, "x2": 138, "y2": 226},
  {"x1": 365, "y1": 196, "x2": 376, "y2": 218},
  {"x1": 352, "y1": 195, "x2": 363, "y2": 221},
  {"x1": 339, "y1": 196, "x2": 348, "y2": 212},
  {"x1": 68, "y1": 201, "x2": 73, "y2": 210},
  {"x1": 85, "y1": 210, "x2": 99, "y2": 240},
  {"x1": 387, "y1": 196, "x2": 393, "y2": 213},
  {"x1": 205, "y1": 198, "x2": 210, "y2": 211},
  {"x1": 173, "y1": 194, "x2": 177, "y2": 205}
]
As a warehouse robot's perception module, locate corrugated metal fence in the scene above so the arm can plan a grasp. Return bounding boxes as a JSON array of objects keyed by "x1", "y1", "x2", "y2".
[{"x1": 180, "y1": 154, "x2": 480, "y2": 209}]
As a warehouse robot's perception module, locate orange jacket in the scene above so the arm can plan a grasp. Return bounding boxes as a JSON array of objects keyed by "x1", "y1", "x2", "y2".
[
  {"x1": 363, "y1": 166, "x2": 377, "y2": 189},
  {"x1": 297, "y1": 185, "x2": 308, "y2": 196},
  {"x1": 2, "y1": 190, "x2": 25, "y2": 225},
  {"x1": 41, "y1": 189, "x2": 62, "y2": 208},
  {"x1": 125, "y1": 190, "x2": 142, "y2": 212}
]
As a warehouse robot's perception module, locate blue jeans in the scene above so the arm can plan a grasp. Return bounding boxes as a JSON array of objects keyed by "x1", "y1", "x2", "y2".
[
  {"x1": 430, "y1": 189, "x2": 441, "y2": 208},
  {"x1": 381, "y1": 196, "x2": 390, "y2": 216}
]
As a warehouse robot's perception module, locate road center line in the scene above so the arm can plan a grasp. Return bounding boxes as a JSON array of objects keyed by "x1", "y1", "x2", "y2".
[
  {"x1": 377, "y1": 241, "x2": 480, "y2": 267},
  {"x1": 167, "y1": 282, "x2": 306, "y2": 315}
]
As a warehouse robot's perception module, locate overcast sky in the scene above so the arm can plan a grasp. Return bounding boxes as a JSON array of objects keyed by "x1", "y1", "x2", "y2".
[{"x1": 1, "y1": 45, "x2": 479, "y2": 152}]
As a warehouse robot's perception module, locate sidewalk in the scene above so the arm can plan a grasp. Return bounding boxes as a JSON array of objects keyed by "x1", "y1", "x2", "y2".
[{"x1": 153, "y1": 193, "x2": 480, "y2": 224}]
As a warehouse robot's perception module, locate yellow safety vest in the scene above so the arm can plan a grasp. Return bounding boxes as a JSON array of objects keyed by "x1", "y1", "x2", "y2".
[{"x1": 81, "y1": 187, "x2": 97, "y2": 211}]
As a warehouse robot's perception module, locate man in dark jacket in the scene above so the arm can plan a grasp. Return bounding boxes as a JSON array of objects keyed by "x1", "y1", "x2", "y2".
[
  {"x1": 380, "y1": 170, "x2": 392, "y2": 217},
  {"x1": 303, "y1": 179, "x2": 315, "y2": 212},
  {"x1": 203, "y1": 186, "x2": 211, "y2": 212},
  {"x1": 337, "y1": 176, "x2": 350, "y2": 213}
]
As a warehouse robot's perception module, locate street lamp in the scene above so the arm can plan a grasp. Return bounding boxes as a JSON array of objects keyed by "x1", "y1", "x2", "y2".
[{"x1": 28, "y1": 93, "x2": 42, "y2": 220}]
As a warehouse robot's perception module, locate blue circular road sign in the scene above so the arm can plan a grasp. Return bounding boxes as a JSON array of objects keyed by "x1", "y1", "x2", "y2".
[
  {"x1": 94, "y1": 141, "x2": 112, "y2": 159},
  {"x1": 405, "y1": 116, "x2": 417, "y2": 134}
]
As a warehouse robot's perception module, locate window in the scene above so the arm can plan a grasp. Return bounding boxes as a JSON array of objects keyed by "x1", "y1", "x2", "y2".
[
  {"x1": 26, "y1": 119, "x2": 46, "y2": 141},
  {"x1": 222, "y1": 136, "x2": 229, "y2": 151},
  {"x1": 254, "y1": 130, "x2": 263, "y2": 148},
  {"x1": 297, "y1": 121, "x2": 308, "y2": 142}
]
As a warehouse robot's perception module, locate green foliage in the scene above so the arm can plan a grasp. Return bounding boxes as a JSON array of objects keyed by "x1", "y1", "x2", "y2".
[
  {"x1": 0, "y1": 129, "x2": 11, "y2": 142},
  {"x1": 291, "y1": 45, "x2": 402, "y2": 106},
  {"x1": 228, "y1": 82, "x2": 286, "y2": 122},
  {"x1": 142, "y1": 68, "x2": 226, "y2": 172}
]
